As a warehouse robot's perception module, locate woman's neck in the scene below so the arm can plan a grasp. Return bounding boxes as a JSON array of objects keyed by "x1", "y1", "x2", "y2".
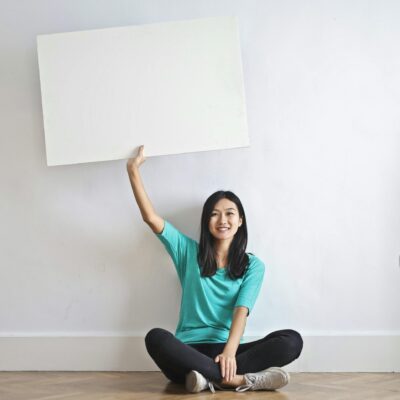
[{"x1": 214, "y1": 239, "x2": 232, "y2": 266}]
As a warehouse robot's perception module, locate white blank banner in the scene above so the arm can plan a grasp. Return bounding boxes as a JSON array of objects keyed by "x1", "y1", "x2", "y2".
[{"x1": 37, "y1": 16, "x2": 249, "y2": 166}]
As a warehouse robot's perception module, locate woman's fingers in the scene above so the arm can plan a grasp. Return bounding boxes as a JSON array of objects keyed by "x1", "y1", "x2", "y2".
[
  {"x1": 224, "y1": 360, "x2": 230, "y2": 381},
  {"x1": 218, "y1": 356, "x2": 237, "y2": 381},
  {"x1": 229, "y1": 361, "x2": 236, "y2": 381}
]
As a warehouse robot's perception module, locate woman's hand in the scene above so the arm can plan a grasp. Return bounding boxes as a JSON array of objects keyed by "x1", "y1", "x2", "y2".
[
  {"x1": 214, "y1": 351, "x2": 237, "y2": 382},
  {"x1": 127, "y1": 145, "x2": 146, "y2": 172}
]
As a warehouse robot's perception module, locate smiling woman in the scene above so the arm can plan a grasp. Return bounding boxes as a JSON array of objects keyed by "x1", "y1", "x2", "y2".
[
  {"x1": 126, "y1": 145, "x2": 303, "y2": 393},
  {"x1": 199, "y1": 191, "x2": 248, "y2": 280}
]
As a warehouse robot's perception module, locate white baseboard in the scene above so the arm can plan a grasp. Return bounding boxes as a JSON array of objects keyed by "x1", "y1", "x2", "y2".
[{"x1": 0, "y1": 335, "x2": 399, "y2": 372}]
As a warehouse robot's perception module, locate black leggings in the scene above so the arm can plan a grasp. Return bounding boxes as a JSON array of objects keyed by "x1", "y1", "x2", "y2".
[{"x1": 145, "y1": 327, "x2": 303, "y2": 384}]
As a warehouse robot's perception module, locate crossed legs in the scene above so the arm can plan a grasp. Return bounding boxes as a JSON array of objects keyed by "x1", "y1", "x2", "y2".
[{"x1": 144, "y1": 327, "x2": 303, "y2": 385}]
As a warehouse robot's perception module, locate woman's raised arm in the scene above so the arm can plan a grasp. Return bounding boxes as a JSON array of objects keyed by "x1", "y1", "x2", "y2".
[{"x1": 126, "y1": 145, "x2": 164, "y2": 234}]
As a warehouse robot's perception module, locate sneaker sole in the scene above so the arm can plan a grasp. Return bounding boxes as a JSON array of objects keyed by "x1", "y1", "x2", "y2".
[{"x1": 185, "y1": 370, "x2": 205, "y2": 393}]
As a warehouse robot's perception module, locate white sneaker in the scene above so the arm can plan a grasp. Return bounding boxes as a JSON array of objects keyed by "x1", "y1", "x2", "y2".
[
  {"x1": 235, "y1": 367, "x2": 290, "y2": 392},
  {"x1": 185, "y1": 370, "x2": 216, "y2": 393}
]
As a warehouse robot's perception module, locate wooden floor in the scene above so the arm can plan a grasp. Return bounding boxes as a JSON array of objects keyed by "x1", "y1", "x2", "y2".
[{"x1": 0, "y1": 371, "x2": 399, "y2": 400}]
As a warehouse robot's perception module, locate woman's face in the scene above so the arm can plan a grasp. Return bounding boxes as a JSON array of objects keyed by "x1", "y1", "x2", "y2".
[{"x1": 208, "y1": 198, "x2": 243, "y2": 241}]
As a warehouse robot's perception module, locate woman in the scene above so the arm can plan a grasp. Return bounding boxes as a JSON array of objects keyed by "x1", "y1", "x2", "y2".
[{"x1": 127, "y1": 145, "x2": 303, "y2": 393}]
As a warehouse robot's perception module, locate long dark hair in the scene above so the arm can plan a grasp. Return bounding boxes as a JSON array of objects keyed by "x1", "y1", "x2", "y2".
[{"x1": 197, "y1": 190, "x2": 250, "y2": 280}]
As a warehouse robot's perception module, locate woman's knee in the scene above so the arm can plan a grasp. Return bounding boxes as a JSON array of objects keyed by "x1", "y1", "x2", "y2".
[
  {"x1": 144, "y1": 327, "x2": 173, "y2": 352},
  {"x1": 282, "y1": 329, "x2": 303, "y2": 359}
]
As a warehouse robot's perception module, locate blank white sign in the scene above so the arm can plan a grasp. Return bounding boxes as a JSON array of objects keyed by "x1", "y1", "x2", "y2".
[{"x1": 37, "y1": 16, "x2": 249, "y2": 166}]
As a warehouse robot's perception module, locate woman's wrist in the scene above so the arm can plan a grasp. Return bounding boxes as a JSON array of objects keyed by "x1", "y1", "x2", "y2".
[{"x1": 127, "y1": 164, "x2": 139, "y2": 175}]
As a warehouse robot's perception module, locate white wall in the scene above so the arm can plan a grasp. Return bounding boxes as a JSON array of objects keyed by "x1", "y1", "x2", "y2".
[{"x1": 1, "y1": 0, "x2": 399, "y2": 371}]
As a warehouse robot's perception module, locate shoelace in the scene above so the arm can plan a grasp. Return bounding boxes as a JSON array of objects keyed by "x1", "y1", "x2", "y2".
[
  {"x1": 235, "y1": 373, "x2": 273, "y2": 392},
  {"x1": 211, "y1": 381, "x2": 237, "y2": 392},
  {"x1": 207, "y1": 381, "x2": 216, "y2": 393},
  {"x1": 235, "y1": 375, "x2": 255, "y2": 392}
]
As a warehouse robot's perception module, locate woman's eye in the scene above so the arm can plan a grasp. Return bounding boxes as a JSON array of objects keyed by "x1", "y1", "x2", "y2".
[{"x1": 211, "y1": 212, "x2": 234, "y2": 217}]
